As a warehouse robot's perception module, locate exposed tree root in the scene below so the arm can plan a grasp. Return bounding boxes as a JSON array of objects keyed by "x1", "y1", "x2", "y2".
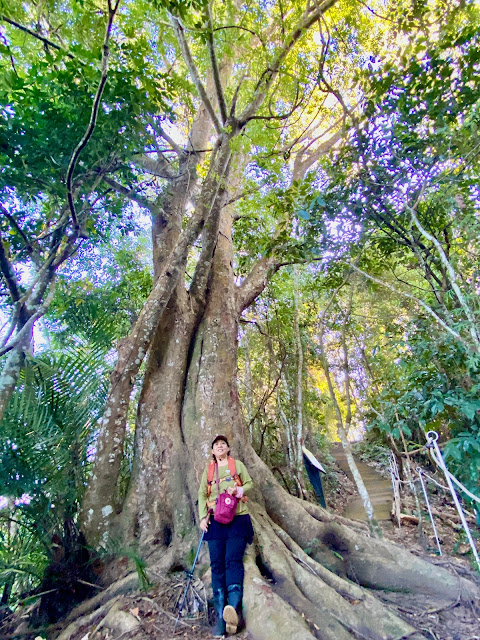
[
  {"x1": 7, "y1": 498, "x2": 480, "y2": 640},
  {"x1": 246, "y1": 453, "x2": 480, "y2": 605},
  {"x1": 247, "y1": 507, "x2": 421, "y2": 640},
  {"x1": 9, "y1": 456, "x2": 479, "y2": 640}
]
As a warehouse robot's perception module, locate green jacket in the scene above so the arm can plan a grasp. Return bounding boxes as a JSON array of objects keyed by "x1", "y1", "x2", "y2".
[{"x1": 198, "y1": 459, "x2": 253, "y2": 520}]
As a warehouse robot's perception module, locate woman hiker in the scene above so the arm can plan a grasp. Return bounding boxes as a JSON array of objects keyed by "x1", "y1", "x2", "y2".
[{"x1": 198, "y1": 435, "x2": 254, "y2": 637}]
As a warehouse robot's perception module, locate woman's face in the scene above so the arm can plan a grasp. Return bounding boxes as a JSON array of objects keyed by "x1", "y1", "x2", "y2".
[{"x1": 213, "y1": 439, "x2": 229, "y2": 458}]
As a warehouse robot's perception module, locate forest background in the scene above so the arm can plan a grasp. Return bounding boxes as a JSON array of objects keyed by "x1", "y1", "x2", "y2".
[{"x1": 1, "y1": 0, "x2": 480, "y2": 638}]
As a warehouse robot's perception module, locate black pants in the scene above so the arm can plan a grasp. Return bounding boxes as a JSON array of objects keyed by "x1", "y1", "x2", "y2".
[{"x1": 208, "y1": 537, "x2": 248, "y2": 592}]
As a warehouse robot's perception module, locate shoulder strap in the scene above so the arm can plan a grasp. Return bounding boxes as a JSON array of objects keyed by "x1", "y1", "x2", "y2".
[
  {"x1": 207, "y1": 461, "x2": 215, "y2": 483},
  {"x1": 229, "y1": 457, "x2": 243, "y2": 487},
  {"x1": 228, "y1": 457, "x2": 236, "y2": 477},
  {"x1": 207, "y1": 462, "x2": 215, "y2": 498}
]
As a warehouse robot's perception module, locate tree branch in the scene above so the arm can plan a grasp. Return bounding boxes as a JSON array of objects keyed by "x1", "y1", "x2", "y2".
[
  {"x1": 206, "y1": 4, "x2": 228, "y2": 124},
  {"x1": 213, "y1": 24, "x2": 266, "y2": 48},
  {"x1": 248, "y1": 76, "x2": 302, "y2": 122},
  {"x1": 238, "y1": 0, "x2": 338, "y2": 124},
  {"x1": 236, "y1": 256, "x2": 283, "y2": 314},
  {"x1": 406, "y1": 201, "x2": 480, "y2": 349},
  {"x1": 134, "y1": 153, "x2": 178, "y2": 180},
  {"x1": 0, "y1": 234, "x2": 21, "y2": 303},
  {"x1": 1, "y1": 15, "x2": 76, "y2": 60},
  {"x1": 1, "y1": 205, "x2": 41, "y2": 266},
  {"x1": 350, "y1": 264, "x2": 475, "y2": 352},
  {"x1": 170, "y1": 14, "x2": 222, "y2": 134},
  {"x1": 0, "y1": 284, "x2": 56, "y2": 358},
  {"x1": 102, "y1": 176, "x2": 158, "y2": 212},
  {"x1": 292, "y1": 128, "x2": 343, "y2": 180},
  {"x1": 148, "y1": 118, "x2": 184, "y2": 155},
  {"x1": 65, "y1": 0, "x2": 121, "y2": 232}
]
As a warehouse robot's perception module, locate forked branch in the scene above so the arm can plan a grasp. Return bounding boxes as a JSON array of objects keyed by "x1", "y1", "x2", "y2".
[{"x1": 239, "y1": 0, "x2": 338, "y2": 124}]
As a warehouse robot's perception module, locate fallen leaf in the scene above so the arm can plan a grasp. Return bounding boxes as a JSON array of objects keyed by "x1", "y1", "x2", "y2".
[{"x1": 130, "y1": 607, "x2": 140, "y2": 617}]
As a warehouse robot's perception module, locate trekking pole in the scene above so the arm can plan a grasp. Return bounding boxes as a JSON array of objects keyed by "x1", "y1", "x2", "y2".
[{"x1": 174, "y1": 528, "x2": 206, "y2": 631}]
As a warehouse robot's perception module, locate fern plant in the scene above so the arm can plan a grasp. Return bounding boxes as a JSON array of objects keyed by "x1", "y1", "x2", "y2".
[{"x1": 0, "y1": 300, "x2": 116, "y2": 608}]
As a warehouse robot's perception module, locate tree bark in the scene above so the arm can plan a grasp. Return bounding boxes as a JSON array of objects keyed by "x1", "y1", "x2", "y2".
[
  {"x1": 242, "y1": 326, "x2": 254, "y2": 441},
  {"x1": 0, "y1": 332, "x2": 32, "y2": 422},
  {"x1": 80, "y1": 135, "x2": 233, "y2": 544}
]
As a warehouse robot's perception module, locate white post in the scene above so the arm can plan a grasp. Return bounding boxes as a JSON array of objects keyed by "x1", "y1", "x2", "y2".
[{"x1": 426, "y1": 431, "x2": 480, "y2": 571}]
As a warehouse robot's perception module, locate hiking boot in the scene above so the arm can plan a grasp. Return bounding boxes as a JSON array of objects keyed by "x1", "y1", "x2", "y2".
[
  {"x1": 223, "y1": 583, "x2": 243, "y2": 635},
  {"x1": 212, "y1": 587, "x2": 226, "y2": 638}
]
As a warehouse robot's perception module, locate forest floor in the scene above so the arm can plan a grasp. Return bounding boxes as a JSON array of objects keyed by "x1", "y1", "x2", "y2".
[{"x1": 3, "y1": 451, "x2": 480, "y2": 640}]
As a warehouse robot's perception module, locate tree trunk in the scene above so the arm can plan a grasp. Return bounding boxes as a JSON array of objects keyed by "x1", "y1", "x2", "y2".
[
  {"x1": 80, "y1": 134, "x2": 233, "y2": 544},
  {"x1": 243, "y1": 326, "x2": 254, "y2": 442},
  {"x1": 293, "y1": 265, "x2": 306, "y2": 495},
  {"x1": 0, "y1": 333, "x2": 31, "y2": 422}
]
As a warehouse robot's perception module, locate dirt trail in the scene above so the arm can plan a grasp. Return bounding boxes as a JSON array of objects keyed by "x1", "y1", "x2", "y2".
[{"x1": 331, "y1": 444, "x2": 393, "y2": 521}]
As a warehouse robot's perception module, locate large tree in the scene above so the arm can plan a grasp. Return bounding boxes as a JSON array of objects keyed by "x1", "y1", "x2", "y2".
[{"x1": 2, "y1": 1, "x2": 480, "y2": 638}]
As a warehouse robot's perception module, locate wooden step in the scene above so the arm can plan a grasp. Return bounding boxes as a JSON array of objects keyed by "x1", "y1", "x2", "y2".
[{"x1": 330, "y1": 444, "x2": 392, "y2": 522}]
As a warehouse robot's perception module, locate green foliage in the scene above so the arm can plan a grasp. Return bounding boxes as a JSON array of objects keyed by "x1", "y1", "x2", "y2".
[
  {"x1": 310, "y1": 3, "x2": 480, "y2": 503},
  {"x1": 368, "y1": 320, "x2": 480, "y2": 499},
  {"x1": 315, "y1": 6, "x2": 480, "y2": 271},
  {"x1": 50, "y1": 238, "x2": 153, "y2": 346},
  {"x1": 0, "y1": 345, "x2": 110, "y2": 511},
  {"x1": 0, "y1": 6, "x2": 172, "y2": 201},
  {"x1": 0, "y1": 511, "x2": 48, "y2": 602},
  {"x1": 0, "y1": 282, "x2": 126, "y2": 604}
]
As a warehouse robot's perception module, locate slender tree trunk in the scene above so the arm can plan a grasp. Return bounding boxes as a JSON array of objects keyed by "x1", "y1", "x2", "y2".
[
  {"x1": 293, "y1": 265, "x2": 305, "y2": 494},
  {"x1": 243, "y1": 327, "x2": 254, "y2": 442},
  {"x1": 0, "y1": 329, "x2": 32, "y2": 422},
  {"x1": 317, "y1": 312, "x2": 379, "y2": 536}
]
